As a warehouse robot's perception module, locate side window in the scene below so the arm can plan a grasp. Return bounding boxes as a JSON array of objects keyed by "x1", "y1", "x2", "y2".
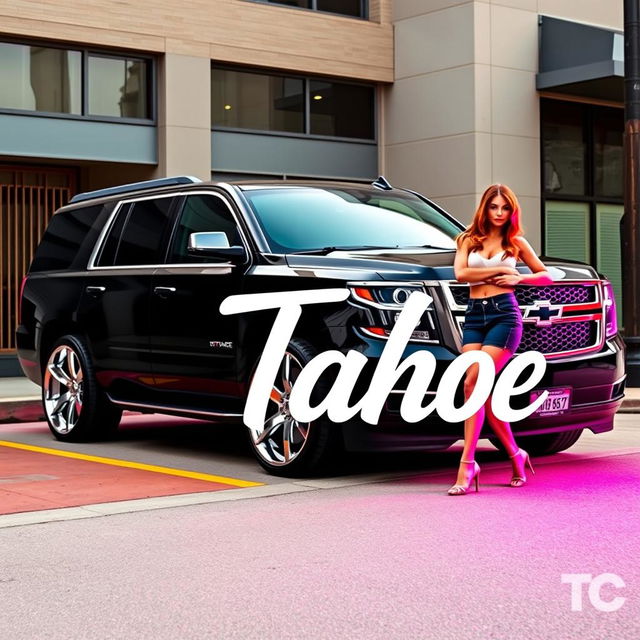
[
  {"x1": 30, "y1": 204, "x2": 103, "y2": 272},
  {"x1": 95, "y1": 197, "x2": 175, "y2": 267},
  {"x1": 167, "y1": 194, "x2": 242, "y2": 264}
]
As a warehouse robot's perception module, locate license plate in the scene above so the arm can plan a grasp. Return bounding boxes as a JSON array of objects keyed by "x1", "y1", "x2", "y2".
[
  {"x1": 394, "y1": 312, "x2": 434, "y2": 341},
  {"x1": 530, "y1": 387, "x2": 572, "y2": 416}
]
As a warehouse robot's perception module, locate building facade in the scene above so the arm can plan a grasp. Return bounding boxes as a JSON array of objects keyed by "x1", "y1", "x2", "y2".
[{"x1": 0, "y1": 0, "x2": 624, "y2": 373}]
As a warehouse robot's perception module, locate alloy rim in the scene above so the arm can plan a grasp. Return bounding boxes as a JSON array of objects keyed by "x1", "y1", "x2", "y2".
[
  {"x1": 249, "y1": 351, "x2": 310, "y2": 466},
  {"x1": 43, "y1": 345, "x2": 84, "y2": 434}
]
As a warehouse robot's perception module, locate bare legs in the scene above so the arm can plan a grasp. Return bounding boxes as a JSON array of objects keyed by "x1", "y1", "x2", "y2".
[{"x1": 451, "y1": 343, "x2": 515, "y2": 489}]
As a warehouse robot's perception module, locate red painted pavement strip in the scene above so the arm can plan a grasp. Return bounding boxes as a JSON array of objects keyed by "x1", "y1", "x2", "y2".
[{"x1": 0, "y1": 447, "x2": 239, "y2": 516}]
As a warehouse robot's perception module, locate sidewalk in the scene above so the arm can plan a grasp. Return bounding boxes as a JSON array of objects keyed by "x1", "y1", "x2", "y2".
[
  {"x1": 1, "y1": 376, "x2": 639, "y2": 423},
  {"x1": 0, "y1": 377, "x2": 42, "y2": 423}
]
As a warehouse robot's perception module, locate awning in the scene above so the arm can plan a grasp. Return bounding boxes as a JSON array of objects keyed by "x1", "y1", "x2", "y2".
[{"x1": 536, "y1": 16, "x2": 623, "y2": 102}]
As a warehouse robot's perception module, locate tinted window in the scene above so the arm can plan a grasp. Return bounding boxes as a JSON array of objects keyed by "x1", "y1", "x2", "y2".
[
  {"x1": 167, "y1": 195, "x2": 242, "y2": 263},
  {"x1": 243, "y1": 187, "x2": 460, "y2": 253},
  {"x1": 541, "y1": 100, "x2": 586, "y2": 196},
  {"x1": 95, "y1": 203, "x2": 130, "y2": 267},
  {"x1": 30, "y1": 205, "x2": 102, "y2": 272},
  {"x1": 594, "y1": 107, "x2": 623, "y2": 198},
  {"x1": 316, "y1": 0, "x2": 363, "y2": 18},
  {"x1": 212, "y1": 68, "x2": 304, "y2": 134},
  {"x1": 310, "y1": 80, "x2": 374, "y2": 139},
  {"x1": 262, "y1": 0, "x2": 364, "y2": 17},
  {"x1": 211, "y1": 67, "x2": 375, "y2": 140},
  {"x1": 96, "y1": 197, "x2": 174, "y2": 266}
]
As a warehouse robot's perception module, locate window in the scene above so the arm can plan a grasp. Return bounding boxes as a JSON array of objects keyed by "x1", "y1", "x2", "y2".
[
  {"x1": 0, "y1": 43, "x2": 81, "y2": 114},
  {"x1": 310, "y1": 80, "x2": 374, "y2": 139},
  {"x1": 542, "y1": 100, "x2": 586, "y2": 196},
  {"x1": 30, "y1": 205, "x2": 101, "y2": 272},
  {"x1": 595, "y1": 108, "x2": 623, "y2": 199},
  {"x1": 96, "y1": 198, "x2": 174, "y2": 267},
  {"x1": 212, "y1": 69, "x2": 303, "y2": 134},
  {"x1": 255, "y1": 0, "x2": 366, "y2": 18},
  {"x1": 88, "y1": 56, "x2": 150, "y2": 119},
  {"x1": 243, "y1": 187, "x2": 459, "y2": 253},
  {"x1": 0, "y1": 40, "x2": 152, "y2": 120},
  {"x1": 168, "y1": 195, "x2": 242, "y2": 263},
  {"x1": 541, "y1": 98, "x2": 624, "y2": 324},
  {"x1": 212, "y1": 67, "x2": 375, "y2": 140}
]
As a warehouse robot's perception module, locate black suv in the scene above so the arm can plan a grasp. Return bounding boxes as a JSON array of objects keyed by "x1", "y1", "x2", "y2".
[{"x1": 17, "y1": 176, "x2": 626, "y2": 476}]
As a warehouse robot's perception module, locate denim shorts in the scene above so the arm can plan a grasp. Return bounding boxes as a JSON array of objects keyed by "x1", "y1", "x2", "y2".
[{"x1": 461, "y1": 292, "x2": 523, "y2": 353}]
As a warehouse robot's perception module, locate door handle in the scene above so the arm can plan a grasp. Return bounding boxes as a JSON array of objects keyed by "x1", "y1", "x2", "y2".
[
  {"x1": 85, "y1": 286, "x2": 106, "y2": 297},
  {"x1": 154, "y1": 286, "x2": 177, "y2": 298}
]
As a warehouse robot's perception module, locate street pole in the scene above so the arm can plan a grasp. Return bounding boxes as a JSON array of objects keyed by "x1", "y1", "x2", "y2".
[{"x1": 623, "y1": 0, "x2": 640, "y2": 385}]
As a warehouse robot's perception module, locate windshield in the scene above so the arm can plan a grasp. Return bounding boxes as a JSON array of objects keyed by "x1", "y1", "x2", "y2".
[{"x1": 242, "y1": 187, "x2": 460, "y2": 253}]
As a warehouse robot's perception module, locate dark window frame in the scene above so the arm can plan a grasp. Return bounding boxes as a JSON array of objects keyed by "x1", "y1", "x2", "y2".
[
  {"x1": 211, "y1": 64, "x2": 377, "y2": 143},
  {"x1": 540, "y1": 97, "x2": 624, "y2": 267},
  {"x1": 0, "y1": 37, "x2": 156, "y2": 125},
  {"x1": 165, "y1": 193, "x2": 248, "y2": 265},
  {"x1": 247, "y1": 0, "x2": 369, "y2": 20},
  {"x1": 93, "y1": 195, "x2": 178, "y2": 268}
]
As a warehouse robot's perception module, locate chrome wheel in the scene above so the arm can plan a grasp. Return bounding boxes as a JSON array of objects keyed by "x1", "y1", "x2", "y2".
[
  {"x1": 249, "y1": 350, "x2": 311, "y2": 467},
  {"x1": 43, "y1": 344, "x2": 84, "y2": 435}
]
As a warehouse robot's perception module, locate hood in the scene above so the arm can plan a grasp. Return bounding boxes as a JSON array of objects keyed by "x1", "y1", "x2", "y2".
[{"x1": 284, "y1": 249, "x2": 600, "y2": 282}]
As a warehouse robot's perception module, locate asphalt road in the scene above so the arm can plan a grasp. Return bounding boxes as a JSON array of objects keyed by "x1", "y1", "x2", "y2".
[{"x1": 0, "y1": 415, "x2": 638, "y2": 639}]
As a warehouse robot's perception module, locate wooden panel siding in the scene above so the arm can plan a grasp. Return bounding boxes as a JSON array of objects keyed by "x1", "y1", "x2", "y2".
[
  {"x1": 0, "y1": 167, "x2": 75, "y2": 353},
  {"x1": 0, "y1": 0, "x2": 394, "y2": 82}
]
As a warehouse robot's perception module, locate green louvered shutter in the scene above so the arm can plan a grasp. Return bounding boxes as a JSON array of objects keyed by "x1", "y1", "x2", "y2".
[
  {"x1": 545, "y1": 201, "x2": 590, "y2": 262},
  {"x1": 596, "y1": 204, "x2": 624, "y2": 327}
]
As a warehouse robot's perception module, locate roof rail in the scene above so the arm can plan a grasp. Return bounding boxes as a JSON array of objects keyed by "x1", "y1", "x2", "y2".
[{"x1": 69, "y1": 176, "x2": 202, "y2": 204}]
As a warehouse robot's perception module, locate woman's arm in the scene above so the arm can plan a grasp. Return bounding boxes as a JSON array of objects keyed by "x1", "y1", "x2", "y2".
[
  {"x1": 491, "y1": 236, "x2": 553, "y2": 287},
  {"x1": 454, "y1": 238, "x2": 519, "y2": 283}
]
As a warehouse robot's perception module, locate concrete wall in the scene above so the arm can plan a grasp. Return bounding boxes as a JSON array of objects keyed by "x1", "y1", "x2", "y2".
[
  {"x1": 385, "y1": 0, "x2": 623, "y2": 253},
  {"x1": 157, "y1": 54, "x2": 211, "y2": 181}
]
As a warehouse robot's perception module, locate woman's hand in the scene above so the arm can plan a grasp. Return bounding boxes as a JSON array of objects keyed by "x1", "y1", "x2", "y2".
[
  {"x1": 491, "y1": 273, "x2": 522, "y2": 287},
  {"x1": 501, "y1": 267, "x2": 519, "y2": 275}
]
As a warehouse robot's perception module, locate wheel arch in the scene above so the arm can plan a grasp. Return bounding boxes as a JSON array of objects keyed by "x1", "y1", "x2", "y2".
[{"x1": 38, "y1": 320, "x2": 88, "y2": 373}]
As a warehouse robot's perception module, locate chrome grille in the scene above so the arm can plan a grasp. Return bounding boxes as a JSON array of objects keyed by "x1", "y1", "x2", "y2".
[
  {"x1": 450, "y1": 284, "x2": 596, "y2": 307},
  {"x1": 516, "y1": 321, "x2": 596, "y2": 355},
  {"x1": 447, "y1": 281, "x2": 603, "y2": 358}
]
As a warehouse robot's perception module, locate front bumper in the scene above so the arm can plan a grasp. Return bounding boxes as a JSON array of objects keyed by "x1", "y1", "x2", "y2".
[
  {"x1": 340, "y1": 395, "x2": 623, "y2": 453},
  {"x1": 337, "y1": 333, "x2": 626, "y2": 453}
]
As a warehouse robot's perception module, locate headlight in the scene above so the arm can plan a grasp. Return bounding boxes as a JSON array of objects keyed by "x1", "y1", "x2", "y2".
[
  {"x1": 603, "y1": 281, "x2": 618, "y2": 338},
  {"x1": 348, "y1": 284, "x2": 439, "y2": 343},
  {"x1": 351, "y1": 286, "x2": 421, "y2": 307}
]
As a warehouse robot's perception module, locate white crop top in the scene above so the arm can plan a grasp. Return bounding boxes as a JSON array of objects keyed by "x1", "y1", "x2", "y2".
[{"x1": 467, "y1": 250, "x2": 517, "y2": 287}]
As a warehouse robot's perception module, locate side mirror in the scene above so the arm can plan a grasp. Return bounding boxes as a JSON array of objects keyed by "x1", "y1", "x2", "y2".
[{"x1": 187, "y1": 232, "x2": 246, "y2": 262}]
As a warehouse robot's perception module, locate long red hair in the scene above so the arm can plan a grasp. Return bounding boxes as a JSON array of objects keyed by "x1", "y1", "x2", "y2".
[{"x1": 455, "y1": 184, "x2": 523, "y2": 260}]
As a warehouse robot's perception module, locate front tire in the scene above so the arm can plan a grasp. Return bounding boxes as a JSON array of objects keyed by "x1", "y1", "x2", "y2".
[
  {"x1": 42, "y1": 335, "x2": 122, "y2": 442},
  {"x1": 246, "y1": 338, "x2": 341, "y2": 477}
]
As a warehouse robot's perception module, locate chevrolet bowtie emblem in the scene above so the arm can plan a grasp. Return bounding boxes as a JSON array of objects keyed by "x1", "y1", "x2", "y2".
[{"x1": 523, "y1": 300, "x2": 562, "y2": 326}]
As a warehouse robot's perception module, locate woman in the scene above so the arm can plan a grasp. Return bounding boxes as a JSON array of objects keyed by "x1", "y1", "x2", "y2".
[{"x1": 448, "y1": 184, "x2": 553, "y2": 496}]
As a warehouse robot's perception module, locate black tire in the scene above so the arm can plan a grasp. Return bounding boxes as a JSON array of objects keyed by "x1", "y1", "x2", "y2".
[
  {"x1": 489, "y1": 428, "x2": 583, "y2": 456},
  {"x1": 42, "y1": 334, "x2": 122, "y2": 442},
  {"x1": 245, "y1": 337, "x2": 342, "y2": 477}
]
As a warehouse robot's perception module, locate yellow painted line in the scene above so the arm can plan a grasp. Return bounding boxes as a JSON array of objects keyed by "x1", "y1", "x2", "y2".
[{"x1": 0, "y1": 440, "x2": 264, "y2": 488}]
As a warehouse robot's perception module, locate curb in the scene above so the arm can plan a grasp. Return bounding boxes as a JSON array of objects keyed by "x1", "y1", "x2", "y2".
[
  {"x1": 0, "y1": 398, "x2": 44, "y2": 424},
  {"x1": 1, "y1": 396, "x2": 639, "y2": 424}
]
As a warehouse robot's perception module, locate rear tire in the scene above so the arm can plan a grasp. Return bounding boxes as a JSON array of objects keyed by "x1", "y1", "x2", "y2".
[
  {"x1": 42, "y1": 335, "x2": 122, "y2": 442},
  {"x1": 489, "y1": 428, "x2": 583, "y2": 456},
  {"x1": 246, "y1": 338, "x2": 342, "y2": 477}
]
